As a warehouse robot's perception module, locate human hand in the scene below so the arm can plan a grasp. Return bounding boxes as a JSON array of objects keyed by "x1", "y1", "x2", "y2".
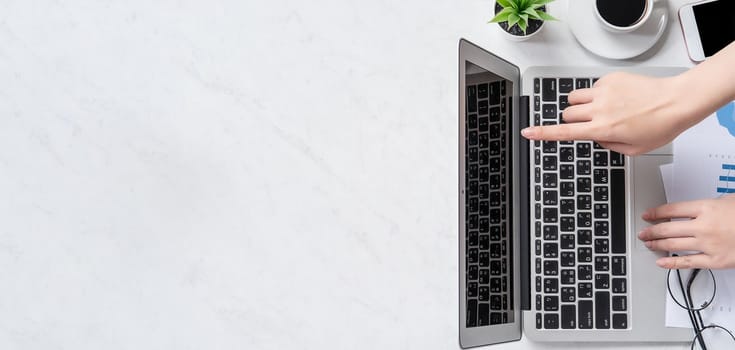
[
  {"x1": 638, "y1": 194, "x2": 735, "y2": 269},
  {"x1": 521, "y1": 72, "x2": 698, "y2": 155}
]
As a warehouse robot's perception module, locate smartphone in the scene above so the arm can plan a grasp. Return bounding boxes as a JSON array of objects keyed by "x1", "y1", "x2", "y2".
[{"x1": 678, "y1": 0, "x2": 735, "y2": 62}]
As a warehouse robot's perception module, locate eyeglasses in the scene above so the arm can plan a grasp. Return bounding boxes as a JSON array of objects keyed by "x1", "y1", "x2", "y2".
[{"x1": 666, "y1": 261, "x2": 735, "y2": 349}]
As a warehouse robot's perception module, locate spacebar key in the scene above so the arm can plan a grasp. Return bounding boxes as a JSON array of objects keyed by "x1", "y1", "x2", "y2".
[{"x1": 611, "y1": 169, "x2": 626, "y2": 254}]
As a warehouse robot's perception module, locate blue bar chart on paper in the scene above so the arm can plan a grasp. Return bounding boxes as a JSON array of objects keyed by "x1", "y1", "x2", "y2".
[{"x1": 717, "y1": 163, "x2": 735, "y2": 194}]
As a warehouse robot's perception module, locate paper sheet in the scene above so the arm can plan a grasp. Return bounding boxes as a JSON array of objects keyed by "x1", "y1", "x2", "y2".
[{"x1": 663, "y1": 103, "x2": 735, "y2": 332}]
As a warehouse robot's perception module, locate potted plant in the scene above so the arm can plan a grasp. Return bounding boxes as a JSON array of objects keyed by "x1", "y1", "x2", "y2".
[{"x1": 490, "y1": 0, "x2": 556, "y2": 41}]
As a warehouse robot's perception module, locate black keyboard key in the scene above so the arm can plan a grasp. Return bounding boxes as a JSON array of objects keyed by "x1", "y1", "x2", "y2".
[
  {"x1": 561, "y1": 251, "x2": 575, "y2": 267},
  {"x1": 542, "y1": 173, "x2": 558, "y2": 188},
  {"x1": 578, "y1": 265, "x2": 593, "y2": 280},
  {"x1": 595, "y1": 273, "x2": 610, "y2": 289},
  {"x1": 543, "y1": 243, "x2": 559, "y2": 258},
  {"x1": 543, "y1": 208, "x2": 558, "y2": 223},
  {"x1": 561, "y1": 304, "x2": 576, "y2": 329},
  {"x1": 561, "y1": 287, "x2": 576, "y2": 302},
  {"x1": 595, "y1": 292, "x2": 611, "y2": 329},
  {"x1": 561, "y1": 268, "x2": 575, "y2": 285},
  {"x1": 595, "y1": 256, "x2": 610, "y2": 271},
  {"x1": 561, "y1": 234, "x2": 575, "y2": 249},
  {"x1": 577, "y1": 194, "x2": 591, "y2": 210},
  {"x1": 468, "y1": 231, "x2": 479, "y2": 246},
  {"x1": 593, "y1": 151, "x2": 608, "y2": 166},
  {"x1": 544, "y1": 295, "x2": 559, "y2": 311},
  {"x1": 594, "y1": 221, "x2": 609, "y2": 236},
  {"x1": 613, "y1": 296, "x2": 627, "y2": 312},
  {"x1": 593, "y1": 169, "x2": 608, "y2": 184},
  {"x1": 543, "y1": 190, "x2": 558, "y2": 205},
  {"x1": 593, "y1": 142, "x2": 604, "y2": 149},
  {"x1": 610, "y1": 151, "x2": 624, "y2": 167},
  {"x1": 468, "y1": 265, "x2": 478, "y2": 280},
  {"x1": 577, "y1": 177, "x2": 591, "y2": 192},
  {"x1": 544, "y1": 260, "x2": 559, "y2": 276},
  {"x1": 576, "y1": 78, "x2": 591, "y2": 89},
  {"x1": 478, "y1": 136, "x2": 488, "y2": 151},
  {"x1": 489, "y1": 82, "x2": 501, "y2": 105},
  {"x1": 468, "y1": 114, "x2": 478, "y2": 129},
  {"x1": 478, "y1": 118, "x2": 489, "y2": 133},
  {"x1": 534, "y1": 95, "x2": 540, "y2": 112},
  {"x1": 468, "y1": 282, "x2": 478, "y2": 297},
  {"x1": 577, "y1": 229, "x2": 592, "y2": 245},
  {"x1": 613, "y1": 314, "x2": 627, "y2": 329},
  {"x1": 612, "y1": 256, "x2": 626, "y2": 276},
  {"x1": 579, "y1": 282, "x2": 593, "y2": 298},
  {"x1": 543, "y1": 156, "x2": 558, "y2": 171},
  {"x1": 479, "y1": 252, "x2": 490, "y2": 267},
  {"x1": 479, "y1": 286, "x2": 489, "y2": 301},
  {"x1": 611, "y1": 169, "x2": 626, "y2": 253},
  {"x1": 543, "y1": 104, "x2": 557, "y2": 119},
  {"x1": 594, "y1": 203, "x2": 609, "y2": 219},
  {"x1": 543, "y1": 225, "x2": 558, "y2": 240},
  {"x1": 577, "y1": 212, "x2": 592, "y2": 227},
  {"x1": 534, "y1": 78, "x2": 540, "y2": 94},
  {"x1": 477, "y1": 83, "x2": 488, "y2": 99},
  {"x1": 560, "y1": 164, "x2": 574, "y2": 179},
  {"x1": 467, "y1": 299, "x2": 478, "y2": 327},
  {"x1": 479, "y1": 303, "x2": 490, "y2": 325},
  {"x1": 577, "y1": 160, "x2": 591, "y2": 175},
  {"x1": 535, "y1": 167, "x2": 541, "y2": 183},
  {"x1": 479, "y1": 269, "x2": 490, "y2": 284},
  {"x1": 536, "y1": 313, "x2": 542, "y2": 329},
  {"x1": 594, "y1": 186, "x2": 608, "y2": 201},
  {"x1": 578, "y1": 247, "x2": 592, "y2": 263},
  {"x1": 560, "y1": 181, "x2": 574, "y2": 197},
  {"x1": 559, "y1": 95, "x2": 569, "y2": 111},
  {"x1": 536, "y1": 294, "x2": 542, "y2": 311},
  {"x1": 559, "y1": 147, "x2": 574, "y2": 162},
  {"x1": 542, "y1": 141, "x2": 557, "y2": 153},
  {"x1": 559, "y1": 78, "x2": 574, "y2": 93},
  {"x1": 479, "y1": 235, "x2": 489, "y2": 250},
  {"x1": 595, "y1": 239, "x2": 610, "y2": 254},
  {"x1": 542, "y1": 78, "x2": 556, "y2": 102},
  {"x1": 561, "y1": 216, "x2": 575, "y2": 232},
  {"x1": 544, "y1": 277, "x2": 559, "y2": 293},
  {"x1": 544, "y1": 313, "x2": 559, "y2": 329},
  {"x1": 576, "y1": 142, "x2": 591, "y2": 158},
  {"x1": 489, "y1": 107, "x2": 501, "y2": 122},
  {"x1": 479, "y1": 218, "x2": 489, "y2": 233},
  {"x1": 468, "y1": 86, "x2": 477, "y2": 112},
  {"x1": 612, "y1": 278, "x2": 627, "y2": 294},
  {"x1": 478, "y1": 100, "x2": 488, "y2": 115},
  {"x1": 579, "y1": 300, "x2": 593, "y2": 329}
]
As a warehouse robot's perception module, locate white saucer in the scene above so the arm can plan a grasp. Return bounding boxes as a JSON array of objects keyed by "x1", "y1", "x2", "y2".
[{"x1": 567, "y1": 0, "x2": 669, "y2": 60}]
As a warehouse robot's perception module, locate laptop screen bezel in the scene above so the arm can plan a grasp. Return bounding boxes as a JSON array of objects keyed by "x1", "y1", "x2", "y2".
[{"x1": 458, "y1": 38, "x2": 522, "y2": 348}]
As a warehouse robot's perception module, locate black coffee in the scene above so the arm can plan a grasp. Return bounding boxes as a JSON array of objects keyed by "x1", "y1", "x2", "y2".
[{"x1": 596, "y1": 0, "x2": 647, "y2": 27}]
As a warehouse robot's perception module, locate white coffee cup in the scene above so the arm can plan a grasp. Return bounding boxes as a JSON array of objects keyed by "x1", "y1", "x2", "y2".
[{"x1": 594, "y1": 0, "x2": 655, "y2": 33}]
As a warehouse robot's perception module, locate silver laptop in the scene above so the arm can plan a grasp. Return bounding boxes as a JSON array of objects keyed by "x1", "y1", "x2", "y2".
[{"x1": 458, "y1": 38, "x2": 691, "y2": 347}]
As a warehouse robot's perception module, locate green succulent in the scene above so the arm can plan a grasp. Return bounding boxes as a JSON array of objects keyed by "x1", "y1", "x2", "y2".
[{"x1": 489, "y1": 0, "x2": 557, "y2": 34}]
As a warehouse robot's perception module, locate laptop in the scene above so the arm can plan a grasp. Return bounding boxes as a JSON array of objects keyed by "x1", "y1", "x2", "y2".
[{"x1": 458, "y1": 38, "x2": 692, "y2": 347}]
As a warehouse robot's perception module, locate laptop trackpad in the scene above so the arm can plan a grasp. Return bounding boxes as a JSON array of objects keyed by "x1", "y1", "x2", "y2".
[{"x1": 631, "y1": 155, "x2": 672, "y2": 252}]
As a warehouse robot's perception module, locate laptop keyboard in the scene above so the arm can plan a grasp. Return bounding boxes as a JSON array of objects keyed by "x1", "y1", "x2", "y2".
[
  {"x1": 532, "y1": 77, "x2": 629, "y2": 330},
  {"x1": 465, "y1": 80, "x2": 512, "y2": 327}
]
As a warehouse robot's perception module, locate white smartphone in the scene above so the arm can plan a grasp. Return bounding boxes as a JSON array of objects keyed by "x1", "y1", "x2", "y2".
[{"x1": 678, "y1": 0, "x2": 735, "y2": 62}]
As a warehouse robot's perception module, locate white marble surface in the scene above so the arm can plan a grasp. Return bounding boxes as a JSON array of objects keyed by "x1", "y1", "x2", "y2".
[{"x1": 0, "y1": 0, "x2": 701, "y2": 349}]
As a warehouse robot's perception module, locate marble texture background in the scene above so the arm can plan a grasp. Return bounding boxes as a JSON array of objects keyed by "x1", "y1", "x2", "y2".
[{"x1": 0, "y1": 0, "x2": 697, "y2": 349}]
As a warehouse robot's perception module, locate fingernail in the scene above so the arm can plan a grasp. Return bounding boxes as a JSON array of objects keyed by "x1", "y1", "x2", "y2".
[
  {"x1": 655, "y1": 259, "x2": 667, "y2": 268},
  {"x1": 641, "y1": 210, "x2": 651, "y2": 220},
  {"x1": 637, "y1": 230, "x2": 645, "y2": 239},
  {"x1": 521, "y1": 127, "x2": 536, "y2": 138},
  {"x1": 644, "y1": 241, "x2": 652, "y2": 249}
]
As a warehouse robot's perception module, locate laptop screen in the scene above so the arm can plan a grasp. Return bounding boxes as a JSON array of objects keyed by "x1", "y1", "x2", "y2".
[{"x1": 464, "y1": 61, "x2": 515, "y2": 327}]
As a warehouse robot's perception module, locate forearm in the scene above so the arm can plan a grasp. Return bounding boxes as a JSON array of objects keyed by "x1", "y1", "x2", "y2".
[{"x1": 674, "y1": 41, "x2": 735, "y2": 128}]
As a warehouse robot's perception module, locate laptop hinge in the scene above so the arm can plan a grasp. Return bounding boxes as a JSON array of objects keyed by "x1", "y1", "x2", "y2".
[{"x1": 519, "y1": 95, "x2": 531, "y2": 311}]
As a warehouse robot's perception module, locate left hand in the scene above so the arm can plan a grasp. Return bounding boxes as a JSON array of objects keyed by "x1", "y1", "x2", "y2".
[{"x1": 638, "y1": 194, "x2": 735, "y2": 269}]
